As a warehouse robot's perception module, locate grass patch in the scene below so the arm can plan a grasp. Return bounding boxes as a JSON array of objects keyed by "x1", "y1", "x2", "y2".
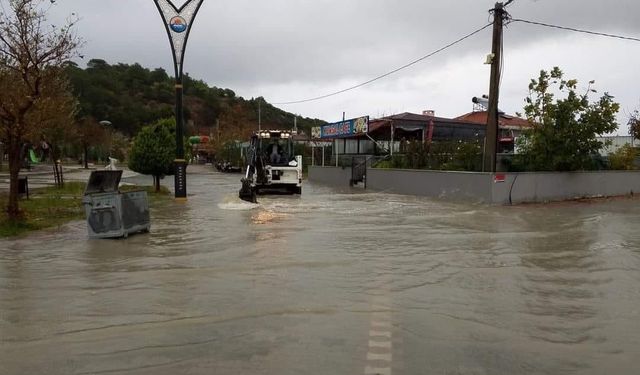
[
  {"x1": 0, "y1": 182, "x2": 86, "y2": 238},
  {"x1": 0, "y1": 182, "x2": 170, "y2": 238}
]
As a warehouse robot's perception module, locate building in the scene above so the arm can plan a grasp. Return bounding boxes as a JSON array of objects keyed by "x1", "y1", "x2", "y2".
[
  {"x1": 312, "y1": 112, "x2": 486, "y2": 161},
  {"x1": 454, "y1": 110, "x2": 532, "y2": 153},
  {"x1": 597, "y1": 135, "x2": 636, "y2": 156}
]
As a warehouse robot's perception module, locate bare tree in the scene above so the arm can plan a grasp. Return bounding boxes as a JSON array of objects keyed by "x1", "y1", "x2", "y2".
[{"x1": 0, "y1": 0, "x2": 81, "y2": 220}]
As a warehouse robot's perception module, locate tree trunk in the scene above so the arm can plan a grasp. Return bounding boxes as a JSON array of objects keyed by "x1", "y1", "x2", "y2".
[
  {"x1": 153, "y1": 175, "x2": 160, "y2": 192},
  {"x1": 6, "y1": 141, "x2": 23, "y2": 221},
  {"x1": 83, "y1": 144, "x2": 88, "y2": 169}
]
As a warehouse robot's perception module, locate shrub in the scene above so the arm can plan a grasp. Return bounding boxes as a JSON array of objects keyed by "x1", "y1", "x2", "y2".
[{"x1": 609, "y1": 144, "x2": 638, "y2": 170}]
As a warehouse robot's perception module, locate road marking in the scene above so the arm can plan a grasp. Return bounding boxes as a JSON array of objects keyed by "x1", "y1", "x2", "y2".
[
  {"x1": 365, "y1": 366, "x2": 391, "y2": 375},
  {"x1": 371, "y1": 320, "x2": 392, "y2": 328},
  {"x1": 369, "y1": 340, "x2": 392, "y2": 348},
  {"x1": 365, "y1": 277, "x2": 395, "y2": 375},
  {"x1": 372, "y1": 312, "x2": 391, "y2": 320},
  {"x1": 367, "y1": 352, "x2": 392, "y2": 362},
  {"x1": 369, "y1": 330, "x2": 392, "y2": 338}
]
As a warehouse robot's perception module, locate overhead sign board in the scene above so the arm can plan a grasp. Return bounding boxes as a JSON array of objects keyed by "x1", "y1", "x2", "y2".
[
  {"x1": 154, "y1": 0, "x2": 204, "y2": 78},
  {"x1": 312, "y1": 116, "x2": 369, "y2": 139}
]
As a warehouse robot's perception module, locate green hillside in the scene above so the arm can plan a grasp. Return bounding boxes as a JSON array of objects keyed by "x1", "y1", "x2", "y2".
[{"x1": 65, "y1": 59, "x2": 325, "y2": 141}]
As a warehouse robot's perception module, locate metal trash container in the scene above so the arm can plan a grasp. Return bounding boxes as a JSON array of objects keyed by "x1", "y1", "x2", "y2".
[{"x1": 82, "y1": 170, "x2": 150, "y2": 239}]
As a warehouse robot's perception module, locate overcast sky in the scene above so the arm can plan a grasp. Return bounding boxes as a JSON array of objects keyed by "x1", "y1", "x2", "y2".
[{"x1": 42, "y1": 0, "x2": 640, "y2": 132}]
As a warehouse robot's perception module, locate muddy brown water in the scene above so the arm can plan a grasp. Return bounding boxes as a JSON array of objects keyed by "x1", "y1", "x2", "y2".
[{"x1": 1, "y1": 168, "x2": 639, "y2": 374}]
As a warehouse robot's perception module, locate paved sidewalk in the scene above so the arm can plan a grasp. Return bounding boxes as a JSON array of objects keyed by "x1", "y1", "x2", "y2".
[{"x1": 0, "y1": 163, "x2": 139, "y2": 191}]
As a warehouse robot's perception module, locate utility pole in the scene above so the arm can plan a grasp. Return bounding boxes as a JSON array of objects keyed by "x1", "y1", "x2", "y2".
[
  {"x1": 258, "y1": 99, "x2": 262, "y2": 131},
  {"x1": 484, "y1": 2, "x2": 506, "y2": 172}
]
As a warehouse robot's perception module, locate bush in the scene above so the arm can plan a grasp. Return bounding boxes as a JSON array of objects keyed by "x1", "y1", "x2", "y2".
[
  {"x1": 373, "y1": 139, "x2": 483, "y2": 171},
  {"x1": 609, "y1": 144, "x2": 638, "y2": 170},
  {"x1": 128, "y1": 118, "x2": 176, "y2": 192}
]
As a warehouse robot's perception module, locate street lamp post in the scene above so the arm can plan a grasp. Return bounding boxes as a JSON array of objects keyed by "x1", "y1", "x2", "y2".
[
  {"x1": 99, "y1": 120, "x2": 115, "y2": 169},
  {"x1": 153, "y1": 0, "x2": 204, "y2": 200}
]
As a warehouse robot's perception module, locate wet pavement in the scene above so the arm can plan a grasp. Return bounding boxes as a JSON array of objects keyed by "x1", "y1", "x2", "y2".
[{"x1": 1, "y1": 166, "x2": 640, "y2": 374}]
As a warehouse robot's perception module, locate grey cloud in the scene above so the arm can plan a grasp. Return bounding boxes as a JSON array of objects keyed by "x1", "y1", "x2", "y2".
[
  {"x1": 39, "y1": 0, "x2": 640, "y2": 123},
  {"x1": 47, "y1": 0, "x2": 640, "y2": 88}
]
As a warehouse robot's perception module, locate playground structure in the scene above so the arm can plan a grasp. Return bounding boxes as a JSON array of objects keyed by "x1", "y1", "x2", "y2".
[
  {"x1": 20, "y1": 141, "x2": 51, "y2": 170},
  {"x1": 189, "y1": 135, "x2": 215, "y2": 164}
]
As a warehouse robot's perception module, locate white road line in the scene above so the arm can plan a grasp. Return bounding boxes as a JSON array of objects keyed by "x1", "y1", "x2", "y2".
[
  {"x1": 364, "y1": 366, "x2": 391, "y2": 375},
  {"x1": 369, "y1": 330, "x2": 392, "y2": 338},
  {"x1": 371, "y1": 320, "x2": 392, "y2": 328},
  {"x1": 367, "y1": 352, "x2": 392, "y2": 362},
  {"x1": 371, "y1": 314, "x2": 391, "y2": 322},
  {"x1": 368, "y1": 340, "x2": 392, "y2": 349}
]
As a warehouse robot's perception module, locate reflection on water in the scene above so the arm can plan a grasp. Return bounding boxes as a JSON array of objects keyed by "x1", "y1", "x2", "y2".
[
  {"x1": 1, "y1": 171, "x2": 639, "y2": 375},
  {"x1": 518, "y1": 215, "x2": 601, "y2": 346},
  {"x1": 251, "y1": 210, "x2": 289, "y2": 225}
]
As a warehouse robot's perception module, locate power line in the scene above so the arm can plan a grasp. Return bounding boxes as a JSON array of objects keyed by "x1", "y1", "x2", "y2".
[
  {"x1": 510, "y1": 18, "x2": 640, "y2": 43},
  {"x1": 272, "y1": 23, "x2": 493, "y2": 105}
]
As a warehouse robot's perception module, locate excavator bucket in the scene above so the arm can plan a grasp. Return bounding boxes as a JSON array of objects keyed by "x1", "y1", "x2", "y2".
[{"x1": 239, "y1": 178, "x2": 257, "y2": 203}]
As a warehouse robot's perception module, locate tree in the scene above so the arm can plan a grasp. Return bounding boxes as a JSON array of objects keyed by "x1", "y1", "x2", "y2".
[
  {"x1": 609, "y1": 144, "x2": 637, "y2": 170},
  {"x1": 0, "y1": 0, "x2": 81, "y2": 220},
  {"x1": 517, "y1": 67, "x2": 619, "y2": 171},
  {"x1": 628, "y1": 110, "x2": 640, "y2": 141},
  {"x1": 77, "y1": 117, "x2": 108, "y2": 169},
  {"x1": 128, "y1": 119, "x2": 175, "y2": 192}
]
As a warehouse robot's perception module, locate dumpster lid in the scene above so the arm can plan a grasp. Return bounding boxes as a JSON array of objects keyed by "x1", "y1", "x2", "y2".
[{"x1": 84, "y1": 170, "x2": 123, "y2": 195}]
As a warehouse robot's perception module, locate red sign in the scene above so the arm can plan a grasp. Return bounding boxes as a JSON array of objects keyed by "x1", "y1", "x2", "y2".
[{"x1": 494, "y1": 174, "x2": 506, "y2": 183}]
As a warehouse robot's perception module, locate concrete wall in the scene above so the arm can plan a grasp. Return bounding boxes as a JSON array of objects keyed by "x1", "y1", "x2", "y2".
[
  {"x1": 309, "y1": 166, "x2": 640, "y2": 205},
  {"x1": 309, "y1": 166, "x2": 493, "y2": 203},
  {"x1": 308, "y1": 166, "x2": 353, "y2": 187},
  {"x1": 366, "y1": 168, "x2": 493, "y2": 203},
  {"x1": 492, "y1": 171, "x2": 640, "y2": 204}
]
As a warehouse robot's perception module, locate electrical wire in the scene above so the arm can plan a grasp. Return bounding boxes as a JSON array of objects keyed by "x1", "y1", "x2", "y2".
[
  {"x1": 510, "y1": 18, "x2": 640, "y2": 43},
  {"x1": 271, "y1": 23, "x2": 493, "y2": 105}
]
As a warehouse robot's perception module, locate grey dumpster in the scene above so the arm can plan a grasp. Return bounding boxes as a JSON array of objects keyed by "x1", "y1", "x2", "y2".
[{"x1": 82, "y1": 170, "x2": 150, "y2": 239}]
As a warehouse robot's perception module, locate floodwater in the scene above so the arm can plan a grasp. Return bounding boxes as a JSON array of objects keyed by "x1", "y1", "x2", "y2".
[{"x1": 1, "y1": 167, "x2": 640, "y2": 375}]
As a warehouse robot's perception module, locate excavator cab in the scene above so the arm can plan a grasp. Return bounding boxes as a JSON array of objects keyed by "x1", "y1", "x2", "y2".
[{"x1": 239, "y1": 130, "x2": 302, "y2": 203}]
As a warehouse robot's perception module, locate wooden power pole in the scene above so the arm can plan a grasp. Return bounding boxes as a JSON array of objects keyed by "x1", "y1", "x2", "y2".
[{"x1": 484, "y1": 2, "x2": 506, "y2": 172}]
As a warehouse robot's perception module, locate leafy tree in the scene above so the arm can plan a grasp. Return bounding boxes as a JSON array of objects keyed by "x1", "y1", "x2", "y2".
[
  {"x1": 128, "y1": 118, "x2": 176, "y2": 192},
  {"x1": 0, "y1": 0, "x2": 81, "y2": 220},
  {"x1": 628, "y1": 110, "x2": 640, "y2": 141},
  {"x1": 517, "y1": 67, "x2": 619, "y2": 171}
]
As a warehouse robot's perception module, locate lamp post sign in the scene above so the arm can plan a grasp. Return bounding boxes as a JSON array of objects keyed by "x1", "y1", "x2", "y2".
[{"x1": 153, "y1": 0, "x2": 204, "y2": 200}]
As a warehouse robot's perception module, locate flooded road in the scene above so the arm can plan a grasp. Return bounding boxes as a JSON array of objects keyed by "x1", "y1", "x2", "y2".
[{"x1": 1, "y1": 168, "x2": 640, "y2": 374}]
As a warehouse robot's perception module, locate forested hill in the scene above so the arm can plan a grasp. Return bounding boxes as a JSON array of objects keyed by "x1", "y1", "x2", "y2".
[{"x1": 65, "y1": 59, "x2": 325, "y2": 139}]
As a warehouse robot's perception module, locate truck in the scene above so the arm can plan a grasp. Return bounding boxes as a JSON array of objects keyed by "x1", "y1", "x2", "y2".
[{"x1": 239, "y1": 130, "x2": 302, "y2": 203}]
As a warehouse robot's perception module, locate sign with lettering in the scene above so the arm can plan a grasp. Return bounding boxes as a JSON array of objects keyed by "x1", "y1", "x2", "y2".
[
  {"x1": 312, "y1": 116, "x2": 369, "y2": 139},
  {"x1": 174, "y1": 160, "x2": 187, "y2": 198}
]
